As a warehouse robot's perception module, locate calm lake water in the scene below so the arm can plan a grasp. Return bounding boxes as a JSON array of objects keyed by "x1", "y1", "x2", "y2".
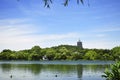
[{"x1": 0, "y1": 60, "x2": 114, "y2": 80}]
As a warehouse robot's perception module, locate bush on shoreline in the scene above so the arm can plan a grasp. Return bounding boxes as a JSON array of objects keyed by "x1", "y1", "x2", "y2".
[{"x1": 102, "y1": 61, "x2": 120, "y2": 80}]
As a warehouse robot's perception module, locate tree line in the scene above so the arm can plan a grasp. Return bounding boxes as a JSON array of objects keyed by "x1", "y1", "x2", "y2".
[{"x1": 0, "y1": 45, "x2": 120, "y2": 61}]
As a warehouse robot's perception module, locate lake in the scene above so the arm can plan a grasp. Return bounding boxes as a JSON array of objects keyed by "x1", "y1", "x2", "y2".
[{"x1": 0, "y1": 60, "x2": 114, "y2": 80}]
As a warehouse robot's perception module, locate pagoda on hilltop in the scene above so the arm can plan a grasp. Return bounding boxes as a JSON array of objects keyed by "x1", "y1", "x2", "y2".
[{"x1": 77, "y1": 39, "x2": 83, "y2": 49}]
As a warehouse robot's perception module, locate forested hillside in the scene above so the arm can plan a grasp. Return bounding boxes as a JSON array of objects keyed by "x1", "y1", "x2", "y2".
[{"x1": 0, "y1": 45, "x2": 120, "y2": 61}]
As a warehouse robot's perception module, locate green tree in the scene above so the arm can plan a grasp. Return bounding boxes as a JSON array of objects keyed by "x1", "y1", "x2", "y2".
[
  {"x1": 31, "y1": 46, "x2": 41, "y2": 54},
  {"x1": 54, "y1": 53, "x2": 62, "y2": 60},
  {"x1": 45, "y1": 48, "x2": 55, "y2": 60},
  {"x1": 102, "y1": 53, "x2": 113, "y2": 60},
  {"x1": 0, "y1": 49, "x2": 13, "y2": 60},
  {"x1": 59, "y1": 47, "x2": 69, "y2": 54},
  {"x1": 16, "y1": 51, "x2": 29, "y2": 60},
  {"x1": 111, "y1": 46, "x2": 120, "y2": 60},
  {"x1": 28, "y1": 53, "x2": 40, "y2": 60},
  {"x1": 84, "y1": 50, "x2": 98, "y2": 60},
  {"x1": 71, "y1": 52, "x2": 83, "y2": 60},
  {"x1": 2, "y1": 49, "x2": 12, "y2": 53},
  {"x1": 9, "y1": 53, "x2": 17, "y2": 60}
]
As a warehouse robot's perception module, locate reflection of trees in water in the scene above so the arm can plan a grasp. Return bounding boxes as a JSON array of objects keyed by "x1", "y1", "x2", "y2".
[
  {"x1": 42, "y1": 65, "x2": 76, "y2": 73},
  {"x1": 42, "y1": 64, "x2": 83, "y2": 78},
  {"x1": 0, "y1": 64, "x2": 12, "y2": 72},
  {"x1": 22, "y1": 64, "x2": 43, "y2": 75},
  {"x1": 76, "y1": 65, "x2": 83, "y2": 80},
  {"x1": 83, "y1": 65, "x2": 109, "y2": 73},
  {"x1": 0, "y1": 64, "x2": 83, "y2": 77},
  {"x1": 0, "y1": 64, "x2": 78, "y2": 75},
  {"x1": 0, "y1": 63, "x2": 108, "y2": 79},
  {"x1": 0, "y1": 64, "x2": 43, "y2": 75}
]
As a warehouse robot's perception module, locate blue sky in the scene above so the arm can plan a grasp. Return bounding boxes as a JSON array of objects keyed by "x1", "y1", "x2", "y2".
[{"x1": 0, "y1": 0, "x2": 120, "y2": 51}]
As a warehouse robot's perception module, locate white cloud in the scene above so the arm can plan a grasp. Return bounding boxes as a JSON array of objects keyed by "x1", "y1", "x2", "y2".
[
  {"x1": 0, "y1": 31, "x2": 80, "y2": 51},
  {"x1": 0, "y1": 18, "x2": 28, "y2": 25},
  {"x1": 95, "y1": 34, "x2": 107, "y2": 37},
  {"x1": 93, "y1": 26, "x2": 120, "y2": 32},
  {"x1": 0, "y1": 18, "x2": 119, "y2": 51},
  {"x1": 0, "y1": 18, "x2": 80, "y2": 51},
  {"x1": 83, "y1": 39, "x2": 117, "y2": 49}
]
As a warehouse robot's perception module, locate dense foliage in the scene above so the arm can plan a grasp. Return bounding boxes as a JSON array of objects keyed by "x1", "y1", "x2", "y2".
[
  {"x1": 102, "y1": 61, "x2": 120, "y2": 80},
  {"x1": 0, "y1": 45, "x2": 120, "y2": 61}
]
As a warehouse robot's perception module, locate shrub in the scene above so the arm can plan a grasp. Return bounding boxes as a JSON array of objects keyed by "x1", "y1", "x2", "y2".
[{"x1": 102, "y1": 61, "x2": 120, "y2": 80}]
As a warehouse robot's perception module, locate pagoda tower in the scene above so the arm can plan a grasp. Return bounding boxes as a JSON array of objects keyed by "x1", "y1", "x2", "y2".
[{"x1": 77, "y1": 39, "x2": 83, "y2": 49}]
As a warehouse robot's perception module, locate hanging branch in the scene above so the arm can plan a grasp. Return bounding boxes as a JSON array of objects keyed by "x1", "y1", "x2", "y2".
[{"x1": 17, "y1": 0, "x2": 86, "y2": 8}]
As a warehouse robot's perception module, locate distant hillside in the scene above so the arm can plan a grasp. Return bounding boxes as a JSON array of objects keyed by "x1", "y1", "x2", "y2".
[{"x1": 0, "y1": 45, "x2": 120, "y2": 61}]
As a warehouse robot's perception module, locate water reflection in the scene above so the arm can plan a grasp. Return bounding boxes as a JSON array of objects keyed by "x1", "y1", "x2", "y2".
[
  {"x1": 0, "y1": 61, "x2": 110, "y2": 80},
  {"x1": 0, "y1": 64, "x2": 43, "y2": 75},
  {"x1": 77, "y1": 65, "x2": 83, "y2": 80}
]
